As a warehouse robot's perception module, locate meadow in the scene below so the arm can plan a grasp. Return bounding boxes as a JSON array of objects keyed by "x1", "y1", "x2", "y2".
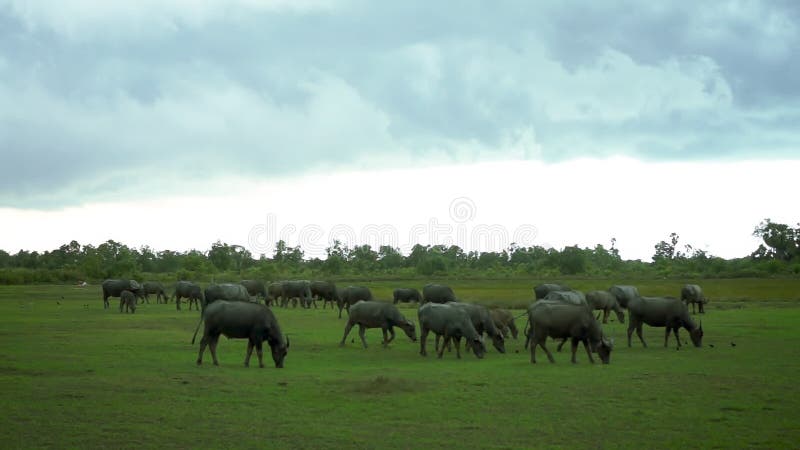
[{"x1": 1, "y1": 279, "x2": 799, "y2": 449}]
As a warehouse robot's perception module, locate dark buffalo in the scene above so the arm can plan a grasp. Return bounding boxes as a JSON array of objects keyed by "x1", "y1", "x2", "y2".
[
  {"x1": 586, "y1": 290, "x2": 625, "y2": 324},
  {"x1": 337, "y1": 286, "x2": 373, "y2": 319},
  {"x1": 490, "y1": 308, "x2": 519, "y2": 339},
  {"x1": 527, "y1": 300, "x2": 613, "y2": 364},
  {"x1": 240, "y1": 280, "x2": 269, "y2": 304},
  {"x1": 173, "y1": 281, "x2": 204, "y2": 311},
  {"x1": 193, "y1": 301, "x2": 289, "y2": 368},
  {"x1": 142, "y1": 281, "x2": 168, "y2": 304},
  {"x1": 608, "y1": 285, "x2": 640, "y2": 309},
  {"x1": 203, "y1": 283, "x2": 251, "y2": 310},
  {"x1": 339, "y1": 301, "x2": 416, "y2": 348},
  {"x1": 102, "y1": 279, "x2": 144, "y2": 309},
  {"x1": 310, "y1": 281, "x2": 340, "y2": 309},
  {"x1": 393, "y1": 288, "x2": 422, "y2": 304},
  {"x1": 418, "y1": 303, "x2": 485, "y2": 359},
  {"x1": 268, "y1": 282, "x2": 283, "y2": 307},
  {"x1": 422, "y1": 283, "x2": 456, "y2": 304},
  {"x1": 120, "y1": 290, "x2": 137, "y2": 314},
  {"x1": 281, "y1": 280, "x2": 313, "y2": 308},
  {"x1": 533, "y1": 283, "x2": 572, "y2": 300},
  {"x1": 447, "y1": 302, "x2": 505, "y2": 354},
  {"x1": 681, "y1": 284, "x2": 707, "y2": 314},
  {"x1": 627, "y1": 296, "x2": 703, "y2": 349}
]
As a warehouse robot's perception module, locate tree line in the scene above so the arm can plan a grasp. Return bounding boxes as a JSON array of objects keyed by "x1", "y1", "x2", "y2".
[{"x1": 1, "y1": 218, "x2": 798, "y2": 284}]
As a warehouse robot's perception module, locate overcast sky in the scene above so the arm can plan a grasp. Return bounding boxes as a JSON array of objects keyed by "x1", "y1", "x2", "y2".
[{"x1": 1, "y1": 1, "x2": 798, "y2": 260}]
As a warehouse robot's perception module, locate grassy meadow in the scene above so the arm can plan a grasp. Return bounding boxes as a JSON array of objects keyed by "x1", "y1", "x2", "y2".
[{"x1": 1, "y1": 279, "x2": 799, "y2": 449}]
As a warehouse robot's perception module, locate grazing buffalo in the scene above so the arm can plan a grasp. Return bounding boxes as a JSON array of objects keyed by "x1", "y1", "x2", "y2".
[
  {"x1": 203, "y1": 283, "x2": 251, "y2": 310},
  {"x1": 539, "y1": 290, "x2": 590, "y2": 352},
  {"x1": 447, "y1": 302, "x2": 505, "y2": 354},
  {"x1": 268, "y1": 282, "x2": 283, "y2": 307},
  {"x1": 418, "y1": 303, "x2": 485, "y2": 359},
  {"x1": 339, "y1": 301, "x2": 416, "y2": 348},
  {"x1": 240, "y1": 280, "x2": 269, "y2": 304},
  {"x1": 281, "y1": 280, "x2": 313, "y2": 308},
  {"x1": 586, "y1": 290, "x2": 626, "y2": 324},
  {"x1": 627, "y1": 296, "x2": 703, "y2": 349},
  {"x1": 102, "y1": 279, "x2": 144, "y2": 309},
  {"x1": 490, "y1": 308, "x2": 519, "y2": 340},
  {"x1": 393, "y1": 288, "x2": 422, "y2": 304},
  {"x1": 422, "y1": 284, "x2": 456, "y2": 304},
  {"x1": 681, "y1": 284, "x2": 707, "y2": 314},
  {"x1": 193, "y1": 301, "x2": 289, "y2": 368},
  {"x1": 310, "y1": 281, "x2": 340, "y2": 309},
  {"x1": 526, "y1": 300, "x2": 613, "y2": 364},
  {"x1": 608, "y1": 285, "x2": 640, "y2": 309},
  {"x1": 533, "y1": 283, "x2": 572, "y2": 300},
  {"x1": 119, "y1": 290, "x2": 137, "y2": 314},
  {"x1": 173, "y1": 281, "x2": 204, "y2": 311},
  {"x1": 142, "y1": 282, "x2": 168, "y2": 304},
  {"x1": 337, "y1": 286, "x2": 373, "y2": 318}
]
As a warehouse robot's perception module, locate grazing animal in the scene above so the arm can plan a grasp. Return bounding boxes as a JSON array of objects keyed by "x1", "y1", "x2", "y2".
[
  {"x1": 142, "y1": 281, "x2": 168, "y2": 304},
  {"x1": 681, "y1": 284, "x2": 707, "y2": 314},
  {"x1": 339, "y1": 301, "x2": 416, "y2": 348},
  {"x1": 627, "y1": 296, "x2": 703, "y2": 349},
  {"x1": 418, "y1": 303, "x2": 485, "y2": 359},
  {"x1": 489, "y1": 308, "x2": 519, "y2": 340},
  {"x1": 203, "y1": 283, "x2": 251, "y2": 310},
  {"x1": 526, "y1": 300, "x2": 613, "y2": 364},
  {"x1": 173, "y1": 281, "x2": 204, "y2": 311},
  {"x1": 608, "y1": 285, "x2": 640, "y2": 309},
  {"x1": 586, "y1": 290, "x2": 626, "y2": 324},
  {"x1": 281, "y1": 280, "x2": 313, "y2": 308},
  {"x1": 446, "y1": 302, "x2": 505, "y2": 354},
  {"x1": 192, "y1": 301, "x2": 289, "y2": 368},
  {"x1": 310, "y1": 281, "x2": 340, "y2": 309},
  {"x1": 393, "y1": 288, "x2": 422, "y2": 304},
  {"x1": 240, "y1": 280, "x2": 269, "y2": 304},
  {"x1": 119, "y1": 290, "x2": 137, "y2": 314},
  {"x1": 422, "y1": 283, "x2": 456, "y2": 304},
  {"x1": 337, "y1": 286, "x2": 373, "y2": 318},
  {"x1": 102, "y1": 279, "x2": 144, "y2": 309},
  {"x1": 268, "y1": 282, "x2": 283, "y2": 307},
  {"x1": 539, "y1": 290, "x2": 591, "y2": 352},
  {"x1": 533, "y1": 283, "x2": 572, "y2": 300}
]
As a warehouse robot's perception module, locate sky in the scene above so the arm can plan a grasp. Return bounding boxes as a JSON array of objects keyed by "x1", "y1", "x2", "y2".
[{"x1": 0, "y1": 1, "x2": 798, "y2": 261}]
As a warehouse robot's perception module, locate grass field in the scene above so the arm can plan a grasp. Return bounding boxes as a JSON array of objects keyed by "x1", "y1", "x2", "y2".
[{"x1": 1, "y1": 280, "x2": 799, "y2": 449}]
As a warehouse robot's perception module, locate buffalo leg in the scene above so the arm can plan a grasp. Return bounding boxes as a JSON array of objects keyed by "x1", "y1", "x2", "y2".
[
  {"x1": 582, "y1": 339, "x2": 595, "y2": 364},
  {"x1": 673, "y1": 328, "x2": 681, "y2": 348},
  {"x1": 209, "y1": 336, "x2": 220, "y2": 366},
  {"x1": 596, "y1": 311, "x2": 602, "y2": 321},
  {"x1": 388, "y1": 327, "x2": 396, "y2": 344},
  {"x1": 664, "y1": 328, "x2": 671, "y2": 348},
  {"x1": 454, "y1": 336, "x2": 462, "y2": 359},
  {"x1": 438, "y1": 336, "x2": 450, "y2": 359},
  {"x1": 570, "y1": 338, "x2": 579, "y2": 363},
  {"x1": 197, "y1": 336, "x2": 208, "y2": 365},
  {"x1": 419, "y1": 327, "x2": 429, "y2": 356},
  {"x1": 603, "y1": 309, "x2": 610, "y2": 324},
  {"x1": 176, "y1": 297, "x2": 181, "y2": 311},
  {"x1": 339, "y1": 320, "x2": 355, "y2": 346},
  {"x1": 255, "y1": 341, "x2": 264, "y2": 368},
  {"x1": 358, "y1": 324, "x2": 368, "y2": 348},
  {"x1": 245, "y1": 340, "x2": 254, "y2": 367},
  {"x1": 530, "y1": 339, "x2": 537, "y2": 363},
  {"x1": 119, "y1": 298, "x2": 124, "y2": 313},
  {"x1": 636, "y1": 325, "x2": 647, "y2": 347},
  {"x1": 556, "y1": 338, "x2": 567, "y2": 352},
  {"x1": 540, "y1": 341, "x2": 556, "y2": 363}
]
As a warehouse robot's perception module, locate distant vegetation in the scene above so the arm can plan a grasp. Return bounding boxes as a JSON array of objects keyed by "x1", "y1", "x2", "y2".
[{"x1": 1, "y1": 218, "x2": 798, "y2": 284}]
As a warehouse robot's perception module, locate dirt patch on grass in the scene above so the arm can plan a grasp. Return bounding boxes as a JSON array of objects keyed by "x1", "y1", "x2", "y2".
[{"x1": 348, "y1": 376, "x2": 421, "y2": 395}]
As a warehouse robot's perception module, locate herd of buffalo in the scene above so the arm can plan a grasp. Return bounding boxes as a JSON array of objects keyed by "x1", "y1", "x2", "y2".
[{"x1": 100, "y1": 279, "x2": 709, "y2": 369}]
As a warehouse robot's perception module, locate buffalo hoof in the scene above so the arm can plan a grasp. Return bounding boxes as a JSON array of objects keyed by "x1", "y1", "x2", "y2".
[{"x1": 196, "y1": 360, "x2": 202, "y2": 366}]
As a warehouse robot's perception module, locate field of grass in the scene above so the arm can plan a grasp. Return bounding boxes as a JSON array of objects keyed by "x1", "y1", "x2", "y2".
[{"x1": 1, "y1": 281, "x2": 799, "y2": 449}]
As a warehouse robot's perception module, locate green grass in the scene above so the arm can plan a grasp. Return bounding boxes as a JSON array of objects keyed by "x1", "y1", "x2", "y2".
[{"x1": 1, "y1": 282, "x2": 799, "y2": 449}]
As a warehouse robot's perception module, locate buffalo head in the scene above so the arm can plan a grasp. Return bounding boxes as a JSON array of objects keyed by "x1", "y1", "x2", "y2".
[
  {"x1": 271, "y1": 335, "x2": 289, "y2": 368},
  {"x1": 400, "y1": 320, "x2": 417, "y2": 342},
  {"x1": 690, "y1": 321, "x2": 703, "y2": 347}
]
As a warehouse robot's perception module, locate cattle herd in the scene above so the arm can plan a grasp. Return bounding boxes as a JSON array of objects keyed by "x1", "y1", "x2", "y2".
[{"x1": 100, "y1": 279, "x2": 709, "y2": 368}]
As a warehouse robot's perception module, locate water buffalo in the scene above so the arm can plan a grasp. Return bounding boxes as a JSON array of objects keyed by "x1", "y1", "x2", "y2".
[
  {"x1": 142, "y1": 281, "x2": 168, "y2": 304},
  {"x1": 268, "y1": 282, "x2": 283, "y2": 307},
  {"x1": 393, "y1": 288, "x2": 422, "y2": 304},
  {"x1": 608, "y1": 285, "x2": 640, "y2": 309},
  {"x1": 119, "y1": 290, "x2": 137, "y2": 313},
  {"x1": 339, "y1": 301, "x2": 416, "y2": 348},
  {"x1": 310, "y1": 281, "x2": 340, "y2": 309},
  {"x1": 681, "y1": 284, "x2": 707, "y2": 314},
  {"x1": 240, "y1": 280, "x2": 269, "y2": 304},
  {"x1": 422, "y1": 283, "x2": 456, "y2": 304},
  {"x1": 489, "y1": 308, "x2": 519, "y2": 340},
  {"x1": 337, "y1": 286, "x2": 373, "y2": 318},
  {"x1": 173, "y1": 281, "x2": 203, "y2": 311},
  {"x1": 526, "y1": 300, "x2": 613, "y2": 364},
  {"x1": 193, "y1": 300, "x2": 289, "y2": 368},
  {"x1": 102, "y1": 279, "x2": 144, "y2": 309},
  {"x1": 627, "y1": 296, "x2": 703, "y2": 349},
  {"x1": 281, "y1": 280, "x2": 313, "y2": 308},
  {"x1": 447, "y1": 302, "x2": 505, "y2": 354},
  {"x1": 586, "y1": 290, "x2": 626, "y2": 324},
  {"x1": 533, "y1": 283, "x2": 572, "y2": 300},
  {"x1": 203, "y1": 283, "x2": 251, "y2": 310},
  {"x1": 418, "y1": 303, "x2": 485, "y2": 359}
]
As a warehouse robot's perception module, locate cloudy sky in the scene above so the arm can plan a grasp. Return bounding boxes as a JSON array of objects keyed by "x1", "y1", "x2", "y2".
[{"x1": 1, "y1": 1, "x2": 798, "y2": 260}]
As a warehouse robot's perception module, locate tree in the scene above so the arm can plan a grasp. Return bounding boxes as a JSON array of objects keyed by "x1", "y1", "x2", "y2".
[
  {"x1": 653, "y1": 232, "x2": 680, "y2": 261},
  {"x1": 752, "y1": 219, "x2": 799, "y2": 261}
]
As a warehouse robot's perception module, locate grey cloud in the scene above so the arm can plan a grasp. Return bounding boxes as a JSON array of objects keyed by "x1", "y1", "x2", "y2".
[{"x1": 0, "y1": 1, "x2": 798, "y2": 208}]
